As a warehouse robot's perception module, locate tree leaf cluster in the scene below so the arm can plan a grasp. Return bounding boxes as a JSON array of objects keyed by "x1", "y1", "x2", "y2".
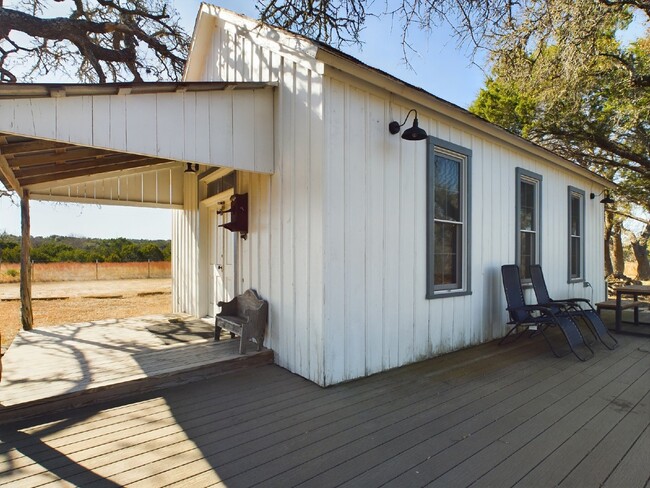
[
  {"x1": 0, "y1": 233, "x2": 171, "y2": 263},
  {"x1": 468, "y1": 1, "x2": 649, "y2": 209}
]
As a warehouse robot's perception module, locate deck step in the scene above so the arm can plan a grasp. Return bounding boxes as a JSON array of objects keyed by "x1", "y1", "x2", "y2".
[{"x1": 0, "y1": 342, "x2": 273, "y2": 426}]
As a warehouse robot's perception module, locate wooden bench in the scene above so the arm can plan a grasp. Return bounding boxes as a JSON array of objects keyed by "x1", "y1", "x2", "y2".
[
  {"x1": 595, "y1": 299, "x2": 645, "y2": 326},
  {"x1": 215, "y1": 289, "x2": 268, "y2": 354}
]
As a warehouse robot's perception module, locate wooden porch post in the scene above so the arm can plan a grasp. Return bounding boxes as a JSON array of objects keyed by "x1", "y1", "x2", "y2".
[{"x1": 20, "y1": 189, "x2": 33, "y2": 331}]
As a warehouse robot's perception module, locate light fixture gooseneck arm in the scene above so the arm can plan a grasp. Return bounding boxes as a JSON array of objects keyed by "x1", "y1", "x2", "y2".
[
  {"x1": 389, "y1": 109, "x2": 418, "y2": 134},
  {"x1": 388, "y1": 109, "x2": 428, "y2": 141}
]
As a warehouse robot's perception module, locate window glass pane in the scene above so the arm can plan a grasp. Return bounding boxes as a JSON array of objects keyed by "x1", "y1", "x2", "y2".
[
  {"x1": 571, "y1": 236, "x2": 580, "y2": 277},
  {"x1": 434, "y1": 222, "x2": 460, "y2": 286},
  {"x1": 520, "y1": 181, "x2": 536, "y2": 231},
  {"x1": 569, "y1": 190, "x2": 583, "y2": 279},
  {"x1": 520, "y1": 231, "x2": 536, "y2": 279},
  {"x1": 570, "y1": 195, "x2": 581, "y2": 236},
  {"x1": 434, "y1": 155, "x2": 460, "y2": 222}
]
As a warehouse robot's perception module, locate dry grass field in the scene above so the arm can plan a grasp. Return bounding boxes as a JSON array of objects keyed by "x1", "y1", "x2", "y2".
[{"x1": 0, "y1": 280, "x2": 171, "y2": 349}]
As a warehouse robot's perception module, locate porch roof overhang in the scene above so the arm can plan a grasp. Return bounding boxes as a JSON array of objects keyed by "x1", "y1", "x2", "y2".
[{"x1": 0, "y1": 81, "x2": 276, "y2": 201}]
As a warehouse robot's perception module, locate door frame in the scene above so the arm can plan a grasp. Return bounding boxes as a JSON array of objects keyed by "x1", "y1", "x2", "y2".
[{"x1": 203, "y1": 188, "x2": 238, "y2": 317}]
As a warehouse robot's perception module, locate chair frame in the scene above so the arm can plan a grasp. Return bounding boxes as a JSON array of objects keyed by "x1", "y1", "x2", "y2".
[
  {"x1": 501, "y1": 264, "x2": 594, "y2": 361},
  {"x1": 529, "y1": 265, "x2": 618, "y2": 350}
]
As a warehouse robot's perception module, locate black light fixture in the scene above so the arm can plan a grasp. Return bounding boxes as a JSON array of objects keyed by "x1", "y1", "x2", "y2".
[
  {"x1": 389, "y1": 109, "x2": 428, "y2": 141},
  {"x1": 590, "y1": 190, "x2": 615, "y2": 204},
  {"x1": 184, "y1": 162, "x2": 199, "y2": 173}
]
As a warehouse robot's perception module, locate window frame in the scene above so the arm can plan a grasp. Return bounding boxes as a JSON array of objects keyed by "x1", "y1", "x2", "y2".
[
  {"x1": 426, "y1": 137, "x2": 472, "y2": 299},
  {"x1": 515, "y1": 168, "x2": 543, "y2": 283},
  {"x1": 567, "y1": 186, "x2": 585, "y2": 283}
]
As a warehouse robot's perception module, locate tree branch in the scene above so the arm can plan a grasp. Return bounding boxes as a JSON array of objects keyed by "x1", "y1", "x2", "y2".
[{"x1": 0, "y1": 3, "x2": 188, "y2": 83}]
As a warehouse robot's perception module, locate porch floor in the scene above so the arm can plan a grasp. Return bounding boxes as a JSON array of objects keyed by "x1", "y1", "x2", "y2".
[
  {"x1": 1, "y1": 332, "x2": 648, "y2": 487},
  {"x1": 0, "y1": 314, "x2": 273, "y2": 424}
]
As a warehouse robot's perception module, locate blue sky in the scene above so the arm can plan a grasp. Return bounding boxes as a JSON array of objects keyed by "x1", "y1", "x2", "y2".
[{"x1": 0, "y1": 0, "x2": 486, "y2": 239}]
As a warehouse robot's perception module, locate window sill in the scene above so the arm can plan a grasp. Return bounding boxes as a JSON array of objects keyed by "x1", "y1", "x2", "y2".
[
  {"x1": 568, "y1": 278, "x2": 585, "y2": 284},
  {"x1": 426, "y1": 290, "x2": 472, "y2": 300}
]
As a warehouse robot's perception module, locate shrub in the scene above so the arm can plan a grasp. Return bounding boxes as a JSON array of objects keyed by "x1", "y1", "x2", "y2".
[{"x1": 6, "y1": 269, "x2": 18, "y2": 277}]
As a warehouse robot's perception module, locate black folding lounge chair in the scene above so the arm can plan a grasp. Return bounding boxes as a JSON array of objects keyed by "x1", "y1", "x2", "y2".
[
  {"x1": 501, "y1": 264, "x2": 594, "y2": 361},
  {"x1": 530, "y1": 264, "x2": 618, "y2": 350}
]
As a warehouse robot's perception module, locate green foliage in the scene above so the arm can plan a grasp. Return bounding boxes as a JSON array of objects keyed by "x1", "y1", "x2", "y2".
[
  {"x1": 0, "y1": 235, "x2": 20, "y2": 262},
  {"x1": 5, "y1": 269, "x2": 18, "y2": 278},
  {"x1": 469, "y1": 7, "x2": 650, "y2": 210},
  {"x1": 469, "y1": 79, "x2": 537, "y2": 138},
  {"x1": 0, "y1": 234, "x2": 171, "y2": 264}
]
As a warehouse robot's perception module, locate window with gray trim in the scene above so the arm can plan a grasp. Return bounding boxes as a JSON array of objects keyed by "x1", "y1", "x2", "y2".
[
  {"x1": 568, "y1": 186, "x2": 585, "y2": 282},
  {"x1": 427, "y1": 137, "x2": 471, "y2": 298},
  {"x1": 516, "y1": 168, "x2": 542, "y2": 281}
]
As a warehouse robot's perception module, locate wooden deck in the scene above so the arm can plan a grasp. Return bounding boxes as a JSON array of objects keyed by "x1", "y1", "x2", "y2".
[
  {"x1": 1, "y1": 330, "x2": 648, "y2": 487},
  {"x1": 0, "y1": 314, "x2": 273, "y2": 424}
]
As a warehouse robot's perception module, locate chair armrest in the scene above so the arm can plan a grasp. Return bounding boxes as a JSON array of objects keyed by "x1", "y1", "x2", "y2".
[
  {"x1": 217, "y1": 297, "x2": 239, "y2": 316},
  {"x1": 553, "y1": 297, "x2": 595, "y2": 311},
  {"x1": 507, "y1": 304, "x2": 555, "y2": 316}
]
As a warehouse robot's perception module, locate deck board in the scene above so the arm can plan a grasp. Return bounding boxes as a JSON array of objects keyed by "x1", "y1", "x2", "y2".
[
  {"x1": 1, "y1": 334, "x2": 649, "y2": 487},
  {"x1": 602, "y1": 423, "x2": 650, "y2": 488},
  {"x1": 307, "y1": 340, "x2": 642, "y2": 488},
  {"x1": 421, "y1": 345, "x2": 646, "y2": 488},
  {"x1": 0, "y1": 315, "x2": 273, "y2": 424},
  {"x1": 141, "y1": 341, "x2": 559, "y2": 487},
  {"x1": 513, "y1": 367, "x2": 650, "y2": 487}
]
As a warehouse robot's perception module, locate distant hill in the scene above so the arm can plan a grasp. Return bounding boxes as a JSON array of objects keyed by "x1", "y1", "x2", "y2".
[{"x1": 0, "y1": 234, "x2": 171, "y2": 263}]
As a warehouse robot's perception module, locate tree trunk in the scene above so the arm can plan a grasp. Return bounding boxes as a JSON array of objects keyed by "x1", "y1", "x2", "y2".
[
  {"x1": 630, "y1": 224, "x2": 650, "y2": 280},
  {"x1": 611, "y1": 223, "x2": 626, "y2": 277},
  {"x1": 20, "y1": 189, "x2": 33, "y2": 331}
]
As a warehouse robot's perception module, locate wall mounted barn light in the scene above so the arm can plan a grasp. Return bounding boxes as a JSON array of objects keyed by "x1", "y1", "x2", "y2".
[
  {"x1": 184, "y1": 162, "x2": 199, "y2": 173},
  {"x1": 590, "y1": 190, "x2": 615, "y2": 204},
  {"x1": 389, "y1": 109, "x2": 428, "y2": 141}
]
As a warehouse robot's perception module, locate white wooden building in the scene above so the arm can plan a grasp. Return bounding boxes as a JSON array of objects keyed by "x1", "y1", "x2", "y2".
[{"x1": 0, "y1": 4, "x2": 613, "y2": 386}]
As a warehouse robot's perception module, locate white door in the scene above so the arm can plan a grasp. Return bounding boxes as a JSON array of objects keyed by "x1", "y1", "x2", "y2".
[{"x1": 208, "y1": 198, "x2": 236, "y2": 316}]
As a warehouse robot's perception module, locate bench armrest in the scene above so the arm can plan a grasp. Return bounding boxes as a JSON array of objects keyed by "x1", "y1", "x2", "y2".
[{"x1": 217, "y1": 297, "x2": 239, "y2": 316}]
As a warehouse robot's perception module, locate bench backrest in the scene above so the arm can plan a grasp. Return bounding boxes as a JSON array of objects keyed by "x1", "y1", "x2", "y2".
[{"x1": 235, "y1": 289, "x2": 265, "y2": 315}]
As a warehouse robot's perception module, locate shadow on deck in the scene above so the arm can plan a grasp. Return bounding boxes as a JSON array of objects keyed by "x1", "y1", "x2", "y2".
[
  {"x1": 0, "y1": 314, "x2": 273, "y2": 425},
  {"x1": 0, "y1": 326, "x2": 648, "y2": 487}
]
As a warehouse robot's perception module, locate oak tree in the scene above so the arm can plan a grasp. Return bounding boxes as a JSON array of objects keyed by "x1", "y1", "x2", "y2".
[{"x1": 0, "y1": 0, "x2": 189, "y2": 83}]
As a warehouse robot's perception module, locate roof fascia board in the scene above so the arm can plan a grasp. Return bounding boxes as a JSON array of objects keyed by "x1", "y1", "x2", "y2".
[{"x1": 318, "y1": 49, "x2": 613, "y2": 189}]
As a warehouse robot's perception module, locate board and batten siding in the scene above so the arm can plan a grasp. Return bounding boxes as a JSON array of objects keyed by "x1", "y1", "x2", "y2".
[
  {"x1": 182, "y1": 12, "x2": 327, "y2": 384},
  {"x1": 0, "y1": 90, "x2": 274, "y2": 174},
  {"x1": 321, "y1": 72, "x2": 607, "y2": 385},
  {"x1": 233, "y1": 60, "x2": 326, "y2": 384},
  {"x1": 182, "y1": 7, "x2": 607, "y2": 386},
  {"x1": 172, "y1": 172, "x2": 201, "y2": 318}
]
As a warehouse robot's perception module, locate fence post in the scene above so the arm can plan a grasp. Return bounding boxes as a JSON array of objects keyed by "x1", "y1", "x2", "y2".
[
  {"x1": 148, "y1": 259, "x2": 151, "y2": 279},
  {"x1": 96, "y1": 260, "x2": 99, "y2": 280}
]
